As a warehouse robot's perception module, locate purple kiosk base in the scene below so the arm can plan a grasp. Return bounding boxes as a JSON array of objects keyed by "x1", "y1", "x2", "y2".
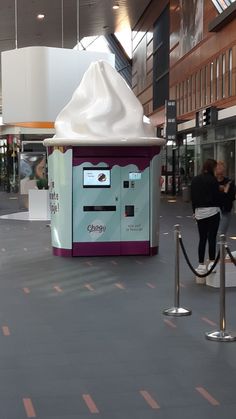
[{"x1": 53, "y1": 242, "x2": 158, "y2": 257}]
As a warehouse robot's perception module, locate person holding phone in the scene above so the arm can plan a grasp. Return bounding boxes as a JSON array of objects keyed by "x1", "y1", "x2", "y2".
[
  {"x1": 215, "y1": 161, "x2": 235, "y2": 235},
  {"x1": 191, "y1": 159, "x2": 222, "y2": 282}
]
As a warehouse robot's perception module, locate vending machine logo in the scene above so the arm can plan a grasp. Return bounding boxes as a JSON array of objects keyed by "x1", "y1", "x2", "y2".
[{"x1": 87, "y1": 220, "x2": 106, "y2": 240}]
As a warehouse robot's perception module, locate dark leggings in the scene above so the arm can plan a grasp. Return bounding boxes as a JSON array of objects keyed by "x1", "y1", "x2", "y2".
[{"x1": 196, "y1": 213, "x2": 220, "y2": 263}]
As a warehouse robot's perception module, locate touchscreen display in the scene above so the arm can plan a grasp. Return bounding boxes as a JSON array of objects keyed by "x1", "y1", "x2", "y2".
[
  {"x1": 83, "y1": 168, "x2": 111, "y2": 188},
  {"x1": 129, "y1": 172, "x2": 141, "y2": 180}
]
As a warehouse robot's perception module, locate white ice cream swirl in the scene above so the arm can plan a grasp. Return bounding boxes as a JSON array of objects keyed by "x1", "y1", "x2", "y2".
[{"x1": 54, "y1": 60, "x2": 156, "y2": 141}]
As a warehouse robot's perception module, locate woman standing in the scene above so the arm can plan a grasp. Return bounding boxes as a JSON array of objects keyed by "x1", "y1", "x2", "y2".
[
  {"x1": 215, "y1": 161, "x2": 235, "y2": 235},
  {"x1": 191, "y1": 159, "x2": 222, "y2": 283}
]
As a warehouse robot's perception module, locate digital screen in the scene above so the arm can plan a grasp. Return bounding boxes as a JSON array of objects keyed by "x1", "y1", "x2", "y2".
[
  {"x1": 129, "y1": 172, "x2": 141, "y2": 181},
  {"x1": 83, "y1": 168, "x2": 111, "y2": 188}
]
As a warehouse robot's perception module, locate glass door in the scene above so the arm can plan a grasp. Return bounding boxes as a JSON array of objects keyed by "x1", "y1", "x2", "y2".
[
  {"x1": 0, "y1": 139, "x2": 8, "y2": 191},
  {"x1": 216, "y1": 140, "x2": 235, "y2": 180}
]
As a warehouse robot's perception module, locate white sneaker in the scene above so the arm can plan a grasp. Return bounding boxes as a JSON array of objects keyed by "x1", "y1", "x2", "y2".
[
  {"x1": 196, "y1": 264, "x2": 207, "y2": 274},
  {"x1": 195, "y1": 264, "x2": 206, "y2": 284},
  {"x1": 208, "y1": 261, "x2": 216, "y2": 273}
]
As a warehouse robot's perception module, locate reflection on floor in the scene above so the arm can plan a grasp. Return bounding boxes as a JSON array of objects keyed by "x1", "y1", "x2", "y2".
[
  {"x1": 1, "y1": 193, "x2": 236, "y2": 418},
  {"x1": 0, "y1": 211, "x2": 50, "y2": 221}
]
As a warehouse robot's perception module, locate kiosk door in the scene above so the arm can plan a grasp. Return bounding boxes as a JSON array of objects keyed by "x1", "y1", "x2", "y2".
[
  {"x1": 120, "y1": 161, "x2": 150, "y2": 254},
  {"x1": 72, "y1": 161, "x2": 150, "y2": 255},
  {"x1": 73, "y1": 164, "x2": 121, "y2": 248}
]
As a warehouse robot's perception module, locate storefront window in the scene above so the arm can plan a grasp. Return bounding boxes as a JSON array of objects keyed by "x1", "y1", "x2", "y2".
[
  {"x1": 199, "y1": 70, "x2": 202, "y2": 107},
  {"x1": 210, "y1": 61, "x2": 214, "y2": 102},
  {"x1": 0, "y1": 139, "x2": 8, "y2": 191},
  {"x1": 216, "y1": 140, "x2": 235, "y2": 180},
  {"x1": 0, "y1": 136, "x2": 20, "y2": 193},
  {"x1": 216, "y1": 57, "x2": 220, "y2": 100},
  {"x1": 180, "y1": 134, "x2": 196, "y2": 182},
  {"x1": 205, "y1": 65, "x2": 208, "y2": 104},
  {"x1": 229, "y1": 48, "x2": 232, "y2": 96},
  {"x1": 202, "y1": 143, "x2": 215, "y2": 163},
  {"x1": 188, "y1": 77, "x2": 192, "y2": 111},
  {"x1": 222, "y1": 53, "x2": 226, "y2": 98}
]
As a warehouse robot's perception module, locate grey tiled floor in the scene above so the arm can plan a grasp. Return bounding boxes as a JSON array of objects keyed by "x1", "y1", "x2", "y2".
[{"x1": 1, "y1": 192, "x2": 236, "y2": 418}]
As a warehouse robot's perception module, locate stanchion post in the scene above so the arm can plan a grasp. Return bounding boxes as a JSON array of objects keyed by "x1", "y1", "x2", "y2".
[
  {"x1": 174, "y1": 224, "x2": 180, "y2": 308},
  {"x1": 220, "y1": 234, "x2": 226, "y2": 333},
  {"x1": 163, "y1": 224, "x2": 192, "y2": 317},
  {"x1": 205, "y1": 234, "x2": 236, "y2": 342}
]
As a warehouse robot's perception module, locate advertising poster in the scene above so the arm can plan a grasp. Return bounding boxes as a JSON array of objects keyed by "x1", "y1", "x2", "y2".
[
  {"x1": 19, "y1": 152, "x2": 47, "y2": 194},
  {"x1": 48, "y1": 149, "x2": 72, "y2": 250},
  {"x1": 160, "y1": 175, "x2": 166, "y2": 192},
  {"x1": 179, "y1": 0, "x2": 203, "y2": 57}
]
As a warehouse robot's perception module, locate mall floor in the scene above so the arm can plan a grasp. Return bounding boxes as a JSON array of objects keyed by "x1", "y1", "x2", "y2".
[{"x1": 1, "y1": 192, "x2": 236, "y2": 418}]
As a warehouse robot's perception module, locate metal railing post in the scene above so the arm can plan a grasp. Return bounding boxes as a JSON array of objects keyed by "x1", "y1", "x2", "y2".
[
  {"x1": 220, "y1": 234, "x2": 226, "y2": 333},
  {"x1": 174, "y1": 224, "x2": 180, "y2": 308},
  {"x1": 205, "y1": 234, "x2": 236, "y2": 342},
  {"x1": 163, "y1": 224, "x2": 192, "y2": 317}
]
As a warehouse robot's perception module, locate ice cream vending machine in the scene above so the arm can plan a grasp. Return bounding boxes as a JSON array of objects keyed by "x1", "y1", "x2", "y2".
[
  {"x1": 44, "y1": 60, "x2": 165, "y2": 256},
  {"x1": 46, "y1": 145, "x2": 163, "y2": 256},
  {"x1": 74, "y1": 163, "x2": 150, "y2": 254}
]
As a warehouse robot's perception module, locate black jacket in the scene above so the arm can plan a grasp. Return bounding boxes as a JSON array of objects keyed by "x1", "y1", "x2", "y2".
[
  {"x1": 218, "y1": 177, "x2": 235, "y2": 212},
  {"x1": 191, "y1": 173, "x2": 222, "y2": 212}
]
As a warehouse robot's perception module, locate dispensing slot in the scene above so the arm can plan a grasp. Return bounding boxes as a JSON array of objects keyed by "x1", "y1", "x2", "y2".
[
  {"x1": 83, "y1": 206, "x2": 116, "y2": 212},
  {"x1": 125, "y1": 205, "x2": 134, "y2": 217}
]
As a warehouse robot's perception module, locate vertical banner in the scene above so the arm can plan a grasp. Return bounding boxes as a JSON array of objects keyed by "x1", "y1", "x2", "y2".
[{"x1": 164, "y1": 100, "x2": 177, "y2": 141}]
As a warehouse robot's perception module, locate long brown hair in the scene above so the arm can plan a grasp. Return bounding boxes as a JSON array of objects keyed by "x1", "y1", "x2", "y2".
[{"x1": 201, "y1": 159, "x2": 217, "y2": 175}]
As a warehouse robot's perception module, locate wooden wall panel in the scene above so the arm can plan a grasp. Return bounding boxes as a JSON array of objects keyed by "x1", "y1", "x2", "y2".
[
  {"x1": 131, "y1": 0, "x2": 169, "y2": 116},
  {"x1": 206, "y1": 63, "x2": 211, "y2": 105},
  {"x1": 192, "y1": 73, "x2": 196, "y2": 112},
  {"x1": 218, "y1": 55, "x2": 223, "y2": 101},
  {"x1": 167, "y1": 0, "x2": 236, "y2": 122},
  {"x1": 137, "y1": 85, "x2": 153, "y2": 106},
  {"x1": 147, "y1": 40, "x2": 153, "y2": 59},
  {"x1": 188, "y1": 75, "x2": 192, "y2": 111},
  {"x1": 149, "y1": 106, "x2": 165, "y2": 126},
  {"x1": 132, "y1": 73, "x2": 138, "y2": 88},
  {"x1": 146, "y1": 71, "x2": 153, "y2": 87},
  {"x1": 225, "y1": 50, "x2": 229, "y2": 98},
  {"x1": 232, "y1": 46, "x2": 236, "y2": 98},
  {"x1": 146, "y1": 31, "x2": 153, "y2": 44},
  {"x1": 195, "y1": 74, "x2": 198, "y2": 111},
  {"x1": 203, "y1": 0, "x2": 218, "y2": 35},
  {"x1": 132, "y1": 36, "x2": 147, "y2": 95},
  {"x1": 146, "y1": 55, "x2": 153, "y2": 73},
  {"x1": 212, "y1": 60, "x2": 216, "y2": 104},
  {"x1": 144, "y1": 100, "x2": 153, "y2": 115},
  {"x1": 133, "y1": 32, "x2": 146, "y2": 52},
  {"x1": 170, "y1": 17, "x2": 236, "y2": 85},
  {"x1": 132, "y1": 0, "x2": 169, "y2": 35},
  {"x1": 132, "y1": 0, "x2": 236, "y2": 124}
]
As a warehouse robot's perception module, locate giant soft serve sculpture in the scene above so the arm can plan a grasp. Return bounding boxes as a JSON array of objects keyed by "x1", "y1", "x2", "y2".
[
  {"x1": 44, "y1": 60, "x2": 165, "y2": 257},
  {"x1": 44, "y1": 60, "x2": 164, "y2": 146}
]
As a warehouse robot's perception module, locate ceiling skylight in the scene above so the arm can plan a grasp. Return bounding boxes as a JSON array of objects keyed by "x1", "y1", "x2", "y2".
[{"x1": 211, "y1": 0, "x2": 235, "y2": 14}]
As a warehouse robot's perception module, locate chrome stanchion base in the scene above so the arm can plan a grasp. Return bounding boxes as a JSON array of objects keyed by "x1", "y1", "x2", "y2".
[
  {"x1": 163, "y1": 307, "x2": 192, "y2": 317},
  {"x1": 205, "y1": 330, "x2": 236, "y2": 342}
]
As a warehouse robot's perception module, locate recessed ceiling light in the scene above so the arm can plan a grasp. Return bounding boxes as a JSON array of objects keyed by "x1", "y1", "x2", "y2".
[
  {"x1": 112, "y1": 4, "x2": 119, "y2": 9},
  {"x1": 37, "y1": 13, "x2": 45, "y2": 20}
]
